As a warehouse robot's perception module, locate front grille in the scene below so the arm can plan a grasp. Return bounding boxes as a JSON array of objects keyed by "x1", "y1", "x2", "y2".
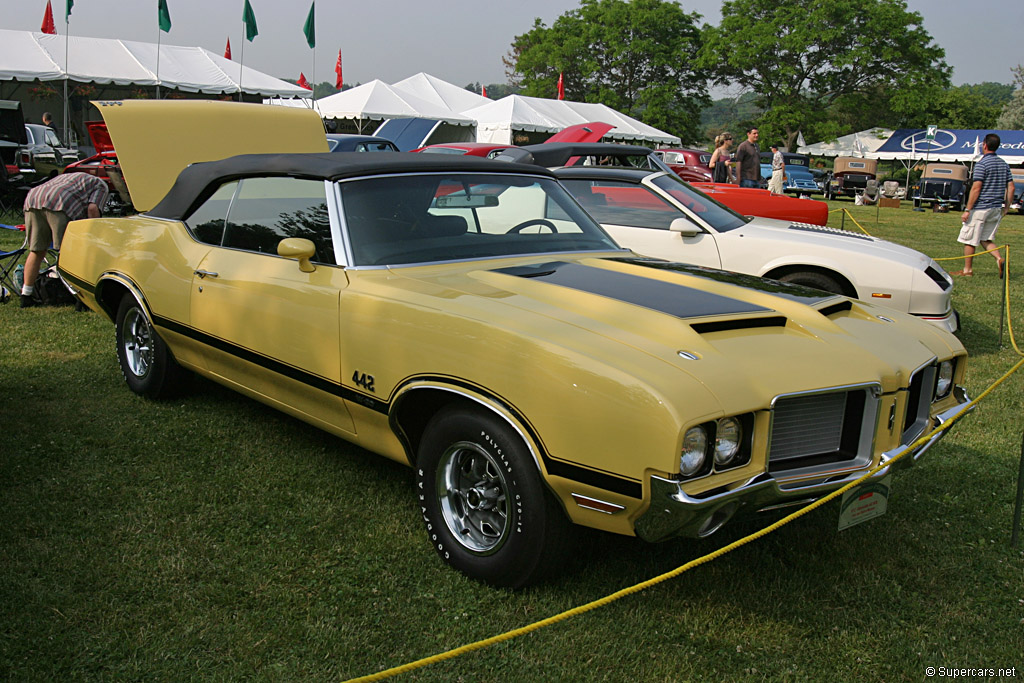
[
  {"x1": 768, "y1": 386, "x2": 876, "y2": 474},
  {"x1": 902, "y1": 364, "x2": 936, "y2": 445}
]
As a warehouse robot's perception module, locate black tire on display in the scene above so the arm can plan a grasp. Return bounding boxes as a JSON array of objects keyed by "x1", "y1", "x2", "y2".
[
  {"x1": 778, "y1": 270, "x2": 844, "y2": 296},
  {"x1": 416, "y1": 406, "x2": 572, "y2": 588},
  {"x1": 114, "y1": 295, "x2": 187, "y2": 398}
]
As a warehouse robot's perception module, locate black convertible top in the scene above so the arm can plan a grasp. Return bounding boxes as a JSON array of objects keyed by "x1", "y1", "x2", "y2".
[{"x1": 148, "y1": 152, "x2": 552, "y2": 220}]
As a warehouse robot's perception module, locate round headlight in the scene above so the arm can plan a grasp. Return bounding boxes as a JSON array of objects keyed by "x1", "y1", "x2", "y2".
[
  {"x1": 936, "y1": 361, "x2": 954, "y2": 398},
  {"x1": 680, "y1": 426, "x2": 708, "y2": 477},
  {"x1": 714, "y1": 417, "x2": 742, "y2": 466}
]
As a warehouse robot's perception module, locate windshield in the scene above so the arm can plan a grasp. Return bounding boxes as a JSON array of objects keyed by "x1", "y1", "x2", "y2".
[
  {"x1": 340, "y1": 173, "x2": 621, "y2": 266},
  {"x1": 650, "y1": 173, "x2": 750, "y2": 232}
]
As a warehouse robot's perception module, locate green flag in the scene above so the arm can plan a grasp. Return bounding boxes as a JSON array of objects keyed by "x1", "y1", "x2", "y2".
[
  {"x1": 303, "y1": 2, "x2": 315, "y2": 49},
  {"x1": 66, "y1": 0, "x2": 73, "y2": 20},
  {"x1": 158, "y1": 0, "x2": 172, "y2": 33},
  {"x1": 242, "y1": 0, "x2": 258, "y2": 42}
]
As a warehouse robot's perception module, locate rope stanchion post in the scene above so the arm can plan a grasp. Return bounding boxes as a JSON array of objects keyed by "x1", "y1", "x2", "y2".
[
  {"x1": 1013, "y1": 430, "x2": 1024, "y2": 548},
  {"x1": 998, "y1": 246, "x2": 1007, "y2": 348}
]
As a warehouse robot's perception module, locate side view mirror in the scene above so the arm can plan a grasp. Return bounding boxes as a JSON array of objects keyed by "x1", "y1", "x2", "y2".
[
  {"x1": 278, "y1": 237, "x2": 316, "y2": 273},
  {"x1": 669, "y1": 217, "x2": 701, "y2": 237}
]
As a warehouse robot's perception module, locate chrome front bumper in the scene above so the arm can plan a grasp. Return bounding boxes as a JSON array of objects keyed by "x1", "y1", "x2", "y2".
[{"x1": 634, "y1": 390, "x2": 973, "y2": 542}]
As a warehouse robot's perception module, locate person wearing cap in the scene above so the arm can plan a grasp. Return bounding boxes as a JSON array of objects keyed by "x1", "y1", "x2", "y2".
[{"x1": 768, "y1": 144, "x2": 785, "y2": 195}]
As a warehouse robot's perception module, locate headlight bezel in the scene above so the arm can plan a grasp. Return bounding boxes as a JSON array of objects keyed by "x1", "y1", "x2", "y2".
[
  {"x1": 678, "y1": 414, "x2": 754, "y2": 480},
  {"x1": 934, "y1": 359, "x2": 955, "y2": 400}
]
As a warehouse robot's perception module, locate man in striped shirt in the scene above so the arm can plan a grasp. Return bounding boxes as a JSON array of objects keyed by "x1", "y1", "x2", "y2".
[
  {"x1": 20, "y1": 171, "x2": 108, "y2": 307},
  {"x1": 954, "y1": 133, "x2": 1013, "y2": 277}
]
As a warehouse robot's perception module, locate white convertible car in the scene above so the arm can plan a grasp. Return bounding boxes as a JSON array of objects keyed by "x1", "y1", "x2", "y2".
[{"x1": 554, "y1": 167, "x2": 958, "y2": 333}]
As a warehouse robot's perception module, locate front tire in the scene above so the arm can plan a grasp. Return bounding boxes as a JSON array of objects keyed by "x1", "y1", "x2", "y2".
[
  {"x1": 115, "y1": 295, "x2": 187, "y2": 398},
  {"x1": 416, "y1": 406, "x2": 571, "y2": 588},
  {"x1": 778, "y1": 270, "x2": 844, "y2": 295}
]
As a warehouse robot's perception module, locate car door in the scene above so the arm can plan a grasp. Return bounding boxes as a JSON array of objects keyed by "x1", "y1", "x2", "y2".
[
  {"x1": 560, "y1": 178, "x2": 723, "y2": 268},
  {"x1": 186, "y1": 176, "x2": 355, "y2": 433}
]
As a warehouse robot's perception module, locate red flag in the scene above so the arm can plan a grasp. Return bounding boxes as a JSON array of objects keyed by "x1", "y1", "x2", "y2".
[
  {"x1": 334, "y1": 49, "x2": 343, "y2": 90},
  {"x1": 482, "y1": 85, "x2": 488, "y2": 98},
  {"x1": 223, "y1": 38, "x2": 232, "y2": 60},
  {"x1": 41, "y1": 0, "x2": 56, "y2": 34},
  {"x1": 297, "y1": 73, "x2": 311, "y2": 90},
  {"x1": 557, "y1": 72, "x2": 565, "y2": 100}
]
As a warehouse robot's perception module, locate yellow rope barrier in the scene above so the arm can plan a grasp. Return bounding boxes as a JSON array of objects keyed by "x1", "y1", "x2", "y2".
[
  {"x1": 344, "y1": 356, "x2": 1024, "y2": 683},
  {"x1": 827, "y1": 207, "x2": 873, "y2": 236}
]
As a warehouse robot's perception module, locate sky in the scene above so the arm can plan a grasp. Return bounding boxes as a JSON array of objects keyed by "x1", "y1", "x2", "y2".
[{"x1": 1, "y1": 0, "x2": 1021, "y2": 92}]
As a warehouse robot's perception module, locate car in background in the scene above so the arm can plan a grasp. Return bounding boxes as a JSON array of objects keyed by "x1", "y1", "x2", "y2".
[
  {"x1": 325, "y1": 134, "x2": 398, "y2": 153},
  {"x1": 499, "y1": 142, "x2": 829, "y2": 226},
  {"x1": 0, "y1": 99, "x2": 30, "y2": 190},
  {"x1": 809, "y1": 167, "x2": 830, "y2": 193},
  {"x1": 911, "y1": 163, "x2": 969, "y2": 211},
  {"x1": 57, "y1": 99, "x2": 971, "y2": 587},
  {"x1": 760, "y1": 151, "x2": 820, "y2": 195},
  {"x1": 653, "y1": 147, "x2": 713, "y2": 183},
  {"x1": 413, "y1": 142, "x2": 511, "y2": 158},
  {"x1": 826, "y1": 157, "x2": 877, "y2": 200},
  {"x1": 63, "y1": 121, "x2": 132, "y2": 214},
  {"x1": 554, "y1": 166, "x2": 959, "y2": 333},
  {"x1": 1011, "y1": 171, "x2": 1024, "y2": 214},
  {"x1": 23, "y1": 123, "x2": 80, "y2": 183}
]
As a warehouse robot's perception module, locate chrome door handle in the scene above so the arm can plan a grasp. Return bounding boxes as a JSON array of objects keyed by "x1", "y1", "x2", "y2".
[{"x1": 194, "y1": 269, "x2": 219, "y2": 279}]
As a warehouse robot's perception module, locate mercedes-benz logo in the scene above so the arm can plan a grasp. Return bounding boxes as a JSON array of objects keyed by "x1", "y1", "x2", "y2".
[{"x1": 900, "y1": 129, "x2": 958, "y2": 152}]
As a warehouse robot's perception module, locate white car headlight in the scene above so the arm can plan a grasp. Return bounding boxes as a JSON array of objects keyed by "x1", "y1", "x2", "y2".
[
  {"x1": 714, "y1": 417, "x2": 742, "y2": 466},
  {"x1": 935, "y1": 360, "x2": 954, "y2": 399},
  {"x1": 680, "y1": 426, "x2": 708, "y2": 477}
]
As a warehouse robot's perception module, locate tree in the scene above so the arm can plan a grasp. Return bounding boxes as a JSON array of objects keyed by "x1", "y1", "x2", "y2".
[
  {"x1": 700, "y1": 0, "x2": 950, "y2": 150},
  {"x1": 997, "y1": 65, "x2": 1024, "y2": 129},
  {"x1": 506, "y1": 0, "x2": 711, "y2": 142}
]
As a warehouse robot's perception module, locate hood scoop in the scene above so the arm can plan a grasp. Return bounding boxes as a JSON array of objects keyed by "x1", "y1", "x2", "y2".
[
  {"x1": 817, "y1": 300, "x2": 853, "y2": 318},
  {"x1": 788, "y1": 223, "x2": 874, "y2": 241},
  {"x1": 691, "y1": 316, "x2": 787, "y2": 334}
]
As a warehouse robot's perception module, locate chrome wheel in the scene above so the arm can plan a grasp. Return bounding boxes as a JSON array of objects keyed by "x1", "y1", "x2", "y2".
[
  {"x1": 436, "y1": 441, "x2": 510, "y2": 554},
  {"x1": 120, "y1": 306, "x2": 154, "y2": 379}
]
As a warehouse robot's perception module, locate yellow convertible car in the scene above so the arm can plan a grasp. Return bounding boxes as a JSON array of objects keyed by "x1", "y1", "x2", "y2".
[{"x1": 58, "y1": 101, "x2": 971, "y2": 587}]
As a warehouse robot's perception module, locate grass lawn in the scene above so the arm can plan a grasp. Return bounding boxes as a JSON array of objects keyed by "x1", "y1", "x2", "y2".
[{"x1": 1, "y1": 201, "x2": 1023, "y2": 681}]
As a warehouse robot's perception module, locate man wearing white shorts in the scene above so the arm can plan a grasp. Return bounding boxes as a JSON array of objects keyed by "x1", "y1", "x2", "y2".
[{"x1": 954, "y1": 133, "x2": 1013, "y2": 277}]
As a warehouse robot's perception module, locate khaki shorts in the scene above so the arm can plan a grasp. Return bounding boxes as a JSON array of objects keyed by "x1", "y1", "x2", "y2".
[
  {"x1": 957, "y1": 207, "x2": 1003, "y2": 246},
  {"x1": 25, "y1": 208, "x2": 70, "y2": 251}
]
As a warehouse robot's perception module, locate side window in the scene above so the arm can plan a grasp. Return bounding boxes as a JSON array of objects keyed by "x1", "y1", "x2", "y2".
[
  {"x1": 561, "y1": 179, "x2": 683, "y2": 230},
  {"x1": 185, "y1": 180, "x2": 237, "y2": 246},
  {"x1": 223, "y1": 177, "x2": 335, "y2": 264}
]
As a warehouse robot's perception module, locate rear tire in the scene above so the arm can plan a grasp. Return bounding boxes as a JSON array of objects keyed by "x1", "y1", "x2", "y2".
[
  {"x1": 416, "y1": 406, "x2": 571, "y2": 588},
  {"x1": 115, "y1": 295, "x2": 187, "y2": 398},
  {"x1": 778, "y1": 270, "x2": 844, "y2": 295}
]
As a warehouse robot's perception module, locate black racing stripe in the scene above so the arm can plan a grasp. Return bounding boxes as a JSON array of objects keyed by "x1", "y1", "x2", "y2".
[
  {"x1": 494, "y1": 261, "x2": 772, "y2": 320},
  {"x1": 152, "y1": 315, "x2": 389, "y2": 414},
  {"x1": 613, "y1": 257, "x2": 839, "y2": 305},
  {"x1": 396, "y1": 374, "x2": 643, "y2": 499},
  {"x1": 58, "y1": 268, "x2": 95, "y2": 295}
]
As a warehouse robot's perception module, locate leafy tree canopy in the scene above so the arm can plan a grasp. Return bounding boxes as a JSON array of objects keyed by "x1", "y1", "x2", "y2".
[
  {"x1": 700, "y1": 0, "x2": 950, "y2": 150},
  {"x1": 506, "y1": 0, "x2": 711, "y2": 142},
  {"x1": 997, "y1": 65, "x2": 1024, "y2": 129}
]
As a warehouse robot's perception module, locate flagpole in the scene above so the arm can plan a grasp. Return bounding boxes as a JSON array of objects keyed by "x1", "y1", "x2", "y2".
[
  {"x1": 238, "y1": 26, "x2": 244, "y2": 102},
  {"x1": 64, "y1": 8, "x2": 69, "y2": 145},
  {"x1": 156, "y1": 28, "x2": 162, "y2": 100}
]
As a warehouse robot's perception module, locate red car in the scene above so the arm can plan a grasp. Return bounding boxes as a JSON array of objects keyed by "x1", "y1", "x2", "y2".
[
  {"x1": 62, "y1": 121, "x2": 132, "y2": 214},
  {"x1": 653, "y1": 147, "x2": 713, "y2": 183},
  {"x1": 412, "y1": 142, "x2": 512, "y2": 158},
  {"x1": 501, "y1": 142, "x2": 829, "y2": 226}
]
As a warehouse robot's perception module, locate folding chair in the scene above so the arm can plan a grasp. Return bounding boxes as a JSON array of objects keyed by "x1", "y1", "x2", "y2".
[{"x1": 0, "y1": 227, "x2": 60, "y2": 304}]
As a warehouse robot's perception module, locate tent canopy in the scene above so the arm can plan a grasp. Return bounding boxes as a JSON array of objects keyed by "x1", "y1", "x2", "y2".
[
  {"x1": 463, "y1": 94, "x2": 679, "y2": 146},
  {"x1": 874, "y1": 128, "x2": 1024, "y2": 163},
  {"x1": 798, "y1": 128, "x2": 893, "y2": 158},
  {"x1": 0, "y1": 29, "x2": 310, "y2": 97},
  {"x1": 391, "y1": 72, "x2": 490, "y2": 114},
  {"x1": 315, "y1": 80, "x2": 474, "y2": 126}
]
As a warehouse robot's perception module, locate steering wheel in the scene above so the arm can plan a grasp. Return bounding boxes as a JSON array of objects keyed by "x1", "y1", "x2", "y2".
[{"x1": 506, "y1": 219, "x2": 558, "y2": 234}]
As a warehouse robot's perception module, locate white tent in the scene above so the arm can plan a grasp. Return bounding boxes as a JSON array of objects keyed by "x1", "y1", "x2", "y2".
[
  {"x1": 797, "y1": 128, "x2": 894, "y2": 158},
  {"x1": 315, "y1": 79, "x2": 475, "y2": 128},
  {"x1": 462, "y1": 94, "x2": 679, "y2": 146},
  {"x1": 0, "y1": 29, "x2": 310, "y2": 97},
  {"x1": 391, "y1": 72, "x2": 490, "y2": 114}
]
